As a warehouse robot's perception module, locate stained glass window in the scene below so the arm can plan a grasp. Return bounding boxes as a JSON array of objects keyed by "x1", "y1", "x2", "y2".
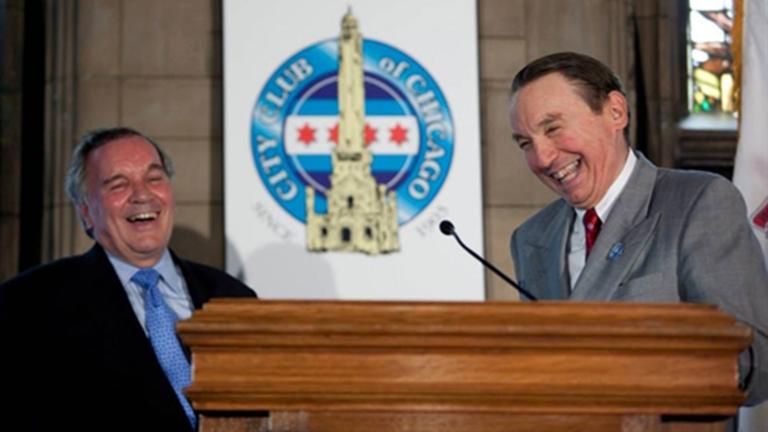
[{"x1": 687, "y1": 0, "x2": 735, "y2": 114}]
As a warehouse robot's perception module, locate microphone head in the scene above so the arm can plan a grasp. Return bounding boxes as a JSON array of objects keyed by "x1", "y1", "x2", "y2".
[{"x1": 439, "y1": 220, "x2": 455, "y2": 236}]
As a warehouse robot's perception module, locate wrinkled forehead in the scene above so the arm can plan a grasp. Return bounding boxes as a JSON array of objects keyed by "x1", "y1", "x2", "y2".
[
  {"x1": 512, "y1": 71, "x2": 581, "y2": 100},
  {"x1": 511, "y1": 72, "x2": 590, "y2": 112},
  {"x1": 85, "y1": 137, "x2": 162, "y2": 178}
]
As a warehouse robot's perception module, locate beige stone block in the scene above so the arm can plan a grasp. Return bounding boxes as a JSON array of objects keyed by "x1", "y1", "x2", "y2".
[
  {"x1": 171, "y1": 203, "x2": 224, "y2": 268},
  {"x1": 478, "y1": 0, "x2": 525, "y2": 37},
  {"x1": 480, "y1": 38, "x2": 527, "y2": 81},
  {"x1": 525, "y1": 0, "x2": 614, "y2": 62},
  {"x1": 483, "y1": 206, "x2": 542, "y2": 300},
  {"x1": 481, "y1": 82, "x2": 512, "y2": 149},
  {"x1": 55, "y1": 201, "x2": 95, "y2": 257},
  {"x1": 482, "y1": 85, "x2": 557, "y2": 206},
  {"x1": 162, "y1": 137, "x2": 222, "y2": 202},
  {"x1": 40, "y1": 203, "x2": 87, "y2": 260},
  {"x1": 122, "y1": 0, "x2": 215, "y2": 76},
  {"x1": 77, "y1": 0, "x2": 120, "y2": 76},
  {"x1": 76, "y1": 78, "x2": 120, "y2": 135},
  {"x1": 121, "y1": 79, "x2": 218, "y2": 137}
]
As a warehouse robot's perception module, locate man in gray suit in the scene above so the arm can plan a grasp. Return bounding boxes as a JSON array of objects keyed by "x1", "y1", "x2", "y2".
[{"x1": 508, "y1": 52, "x2": 768, "y2": 406}]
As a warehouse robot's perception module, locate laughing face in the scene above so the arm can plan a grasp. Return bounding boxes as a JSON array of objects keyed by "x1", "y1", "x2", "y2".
[
  {"x1": 509, "y1": 72, "x2": 629, "y2": 209},
  {"x1": 80, "y1": 136, "x2": 175, "y2": 267}
]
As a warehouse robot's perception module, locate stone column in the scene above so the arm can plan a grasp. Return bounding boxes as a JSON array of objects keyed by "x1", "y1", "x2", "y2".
[
  {"x1": 41, "y1": 0, "x2": 82, "y2": 262},
  {"x1": 0, "y1": 0, "x2": 25, "y2": 281}
]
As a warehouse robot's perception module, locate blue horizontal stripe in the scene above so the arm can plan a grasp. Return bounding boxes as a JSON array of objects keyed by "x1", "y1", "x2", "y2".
[
  {"x1": 295, "y1": 99, "x2": 409, "y2": 116},
  {"x1": 293, "y1": 155, "x2": 412, "y2": 172}
]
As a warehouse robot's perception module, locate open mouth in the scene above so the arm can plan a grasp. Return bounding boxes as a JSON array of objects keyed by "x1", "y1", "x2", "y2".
[
  {"x1": 551, "y1": 159, "x2": 580, "y2": 184},
  {"x1": 126, "y1": 212, "x2": 159, "y2": 223}
]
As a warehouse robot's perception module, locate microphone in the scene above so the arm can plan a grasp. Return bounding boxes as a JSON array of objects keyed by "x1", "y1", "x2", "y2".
[{"x1": 439, "y1": 220, "x2": 538, "y2": 301}]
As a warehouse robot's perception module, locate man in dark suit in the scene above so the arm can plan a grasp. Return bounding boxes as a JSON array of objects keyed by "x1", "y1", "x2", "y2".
[
  {"x1": 0, "y1": 127, "x2": 256, "y2": 431},
  {"x1": 508, "y1": 53, "x2": 768, "y2": 406}
]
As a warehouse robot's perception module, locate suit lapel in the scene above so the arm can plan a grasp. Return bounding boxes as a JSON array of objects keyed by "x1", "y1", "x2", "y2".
[
  {"x1": 81, "y1": 245, "x2": 191, "y2": 426},
  {"x1": 80, "y1": 245, "x2": 178, "y2": 379},
  {"x1": 571, "y1": 153, "x2": 659, "y2": 300},
  {"x1": 171, "y1": 251, "x2": 209, "y2": 309},
  {"x1": 81, "y1": 245, "x2": 151, "y2": 342},
  {"x1": 523, "y1": 202, "x2": 573, "y2": 300}
]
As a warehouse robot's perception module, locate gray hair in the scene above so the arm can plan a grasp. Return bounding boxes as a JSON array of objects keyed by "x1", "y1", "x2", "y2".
[{"x1": 65, "y1": 127, "x2": 175, "y2": 233}]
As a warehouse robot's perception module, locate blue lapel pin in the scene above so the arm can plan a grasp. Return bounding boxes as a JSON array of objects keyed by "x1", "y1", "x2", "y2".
[{"x1": 608, "y1": 242, "x2": 624, "y2": 260}]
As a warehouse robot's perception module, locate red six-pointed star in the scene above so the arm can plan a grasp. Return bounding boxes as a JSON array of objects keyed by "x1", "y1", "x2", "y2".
[
  {"x1": 389, "y1": 123, "x2": 408, "y2": 145},
  {"x1": 297, "y1": 123, "x2": 316, "y2": 146},
  {"x1": 328, "y1": 123, "x2": 339, "y2": 144},
  {"x1": 364, "y1": 123, "x2": 377, "y2": 146}
]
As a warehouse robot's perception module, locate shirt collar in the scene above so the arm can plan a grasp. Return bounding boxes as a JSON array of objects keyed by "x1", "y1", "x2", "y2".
[
  {"x1": 574, "y1": 149, "x2": 637, "y2": 222},
  {"x1": 106, "y1": 249, "x2": 183, "y2": 294}
]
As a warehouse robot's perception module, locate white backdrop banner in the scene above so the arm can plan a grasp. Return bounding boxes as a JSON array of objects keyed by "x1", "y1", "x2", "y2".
[{"x1": 223, "y1": 0, "x2": 483, "y2": 299}]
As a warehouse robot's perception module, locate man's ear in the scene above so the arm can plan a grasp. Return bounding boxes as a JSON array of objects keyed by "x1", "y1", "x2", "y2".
[
  {"x1": 79, "y1": 203, "x2": 95, "y2": 239},
  {"x1": 605, "y1": 90, "x2": 629, "y2": 130}
]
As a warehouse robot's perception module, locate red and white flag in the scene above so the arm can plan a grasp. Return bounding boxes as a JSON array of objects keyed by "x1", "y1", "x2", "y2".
[
  {"x1": 284, "y1": 115, "x2": 419, "y2": 155},
  {"x1": 734, "y1": 0, "x2": 768, "y2": 431},
  {"x1": 733, "y1": 0, "x2": 768, "y2": 269}
]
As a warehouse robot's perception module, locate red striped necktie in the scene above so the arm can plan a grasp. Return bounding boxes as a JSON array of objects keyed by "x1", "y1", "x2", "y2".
[{"x1": 583, "y1": 208, "x2": 602, "y2": 258}]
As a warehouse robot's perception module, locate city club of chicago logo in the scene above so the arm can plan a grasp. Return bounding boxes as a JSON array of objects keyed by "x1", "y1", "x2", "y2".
[{"x1": 250, "y1": 10, "x2": 453, "y2": 254}]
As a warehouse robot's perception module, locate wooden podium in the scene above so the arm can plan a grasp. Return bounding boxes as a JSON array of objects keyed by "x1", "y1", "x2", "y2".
[{"x1": 178, "y1": 300, "x2": 751, "y2": 432}]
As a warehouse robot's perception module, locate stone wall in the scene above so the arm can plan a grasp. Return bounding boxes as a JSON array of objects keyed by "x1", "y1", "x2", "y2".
[{"x1": 2, "y1": 0, "x2": 635, "y2": 298}]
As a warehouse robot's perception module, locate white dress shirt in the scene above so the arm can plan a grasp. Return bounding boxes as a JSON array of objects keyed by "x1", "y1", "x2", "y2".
[
  {"x1": 568, "y1": 150, "x2": 637, "y2": 290},
  {"x1": 107, "y1": 249, "x2": 194, "y2": 334}
]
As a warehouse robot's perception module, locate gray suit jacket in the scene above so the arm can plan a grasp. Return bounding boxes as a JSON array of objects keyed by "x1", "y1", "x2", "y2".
[{"x1": 511, "y1": 152, "x2": 768, "y2": 405}]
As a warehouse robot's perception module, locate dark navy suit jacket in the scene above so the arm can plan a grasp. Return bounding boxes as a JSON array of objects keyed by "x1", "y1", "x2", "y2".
[{"x1": 0, "y1": 244, "x2": 256, "y2": 431}]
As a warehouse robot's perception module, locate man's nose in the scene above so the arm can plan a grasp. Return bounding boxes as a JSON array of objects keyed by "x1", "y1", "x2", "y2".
[
  {"x1": 130, "y1": 182, "x2": 152, "y2": 202},
  {"x1": 529, "y1": 140, "x2": 557, "y2": 170}
]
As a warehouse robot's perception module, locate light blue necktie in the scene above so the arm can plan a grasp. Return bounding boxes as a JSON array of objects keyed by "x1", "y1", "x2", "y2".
[{"x1": 131, "y1": 268, "x2": 196, "y2": 429}]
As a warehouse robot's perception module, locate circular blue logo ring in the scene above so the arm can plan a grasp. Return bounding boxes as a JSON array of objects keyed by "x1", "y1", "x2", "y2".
[{"x1": 250, "y1": 38, "x2": 454, "y2": 225}]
